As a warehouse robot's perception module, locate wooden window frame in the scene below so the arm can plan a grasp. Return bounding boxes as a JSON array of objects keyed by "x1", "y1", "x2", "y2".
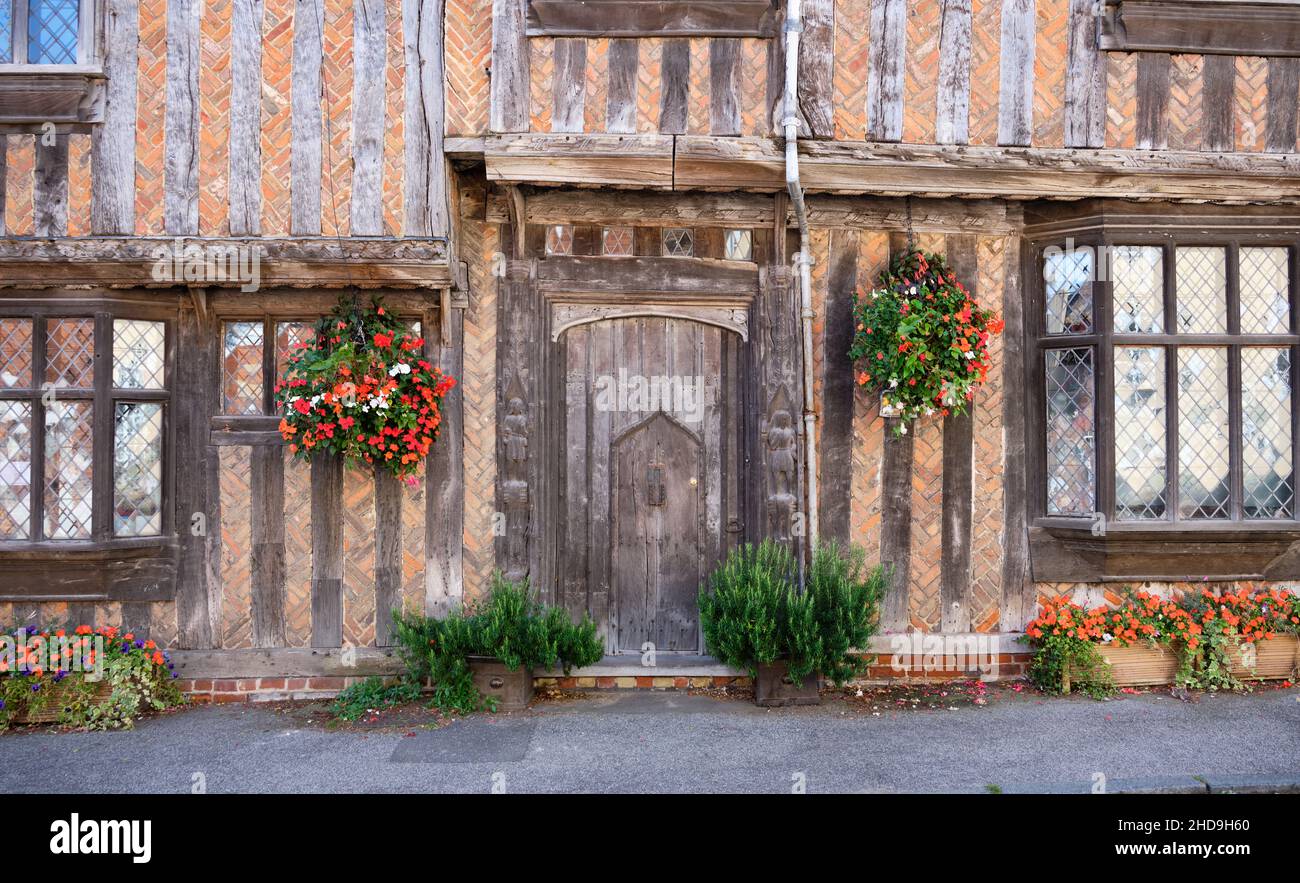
[
  {"x1": 525, "y1": 0, "x2": 779, "y2": 38},
  {"x1": 0, "y1": 0, "x2": 105, "y2": 124},
  {"x1": 0, "y1": 301, "x2": 175, "y2": 552},
  {"x1": 1025, "y1": 218, "x2": 1300, "y2": 581}
]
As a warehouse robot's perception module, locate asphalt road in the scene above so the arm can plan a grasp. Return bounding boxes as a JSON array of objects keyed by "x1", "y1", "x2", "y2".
[{"x1": 3, "y1": 687, "x2": 1298, "y2": 794}]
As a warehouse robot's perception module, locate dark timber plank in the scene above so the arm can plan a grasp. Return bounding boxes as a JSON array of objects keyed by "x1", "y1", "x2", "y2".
[
  {"x1": 552, "y1": 37, "x2": 587, "y2": 134},
  {"x1": 1135, "y1": 52, "x2": 1171, "y2": 150},
  {"x1": 229, "y1": 0, "x2": 264, "y2": 235},
  {"x1": 660, "y1": 38, "x2": 690, "y2": 135},
  {"x1": 819, "y1": 229, "x2": 858, "y2": 546},
  {"x1": 119, "y1": 602, "x2": 151, "y2": 640},
  {"x1": 940, "y1": 233, "x2": 979, "y2": 633},
  {"x1": 0, "y1": 139, "x2": 6, "y2": 236},
  {"x1": 34, "y1": 135, "x2": 68, "y2": 237},
  {"x1": 174, "y1": 296, "x2": 220, "y2": 648},
  {"x1": 250, "y1": 445, "x2": 287, "y2": 648},
  {"x1": 350, "y1": 0, "x2": 386, "y2": 234},
  {"x1": 1000, "y1": 212, "x2": 1032, "y2": 630},
  {"x1": 997, "y1": 0, "x2": 1035, "y2": 146},
  {"x1": 490, "y1": 0, "x2": 530, "y2": 132},
  {"x1": 527, "y1": 0, "x2": 779, "y2": 37},
  {"x1": 374, "y1": 467, "x2": 402, "y2": 645},
  {"x1": 709, "y1": 38, "x2": 741, "y2": 137},
  {"x1": 310, "y1": 452, "x2": 344, "y2": 647},
  {"x1": 426, "y1": 301, "x2": 464, "y2": 616},
  {"x1": 402, "y1": 0, "x2": 451, "y2": 237},
  {"x1": 91, "y1": 0, "x2": 137, "y2": 234},
  {"x1": 1266, "y1": 57, "x2": 1300, "y2": 154},
  {"x1": 879, "y1": 233, "x2": 914, "y2": 631},
  {"x1": 164, "y1": 0, "x2": 199, "y2": 234},
  {"x1": 867, "y1": 0, "x2": 906, "y2": 142},
  {"x1": 1064, "y1": 0, "x2": 1105, "y2": 148},
  {"x1": 798, "y1": 0, "x2": 834, "y2": 138},
  {"x1": 1203, "y1": 54, "x2": 1235, "y2": 153},
  {"x1": 606, "y1": 38, "x2": 638, "y2": 134}
]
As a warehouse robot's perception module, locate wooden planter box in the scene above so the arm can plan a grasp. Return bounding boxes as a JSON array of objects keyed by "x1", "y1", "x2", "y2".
[
  {"x1": 467, "y1": 656, "x2": 533, "y2": 711},
  {"x1": 11, "y1": 679, "x2": 111, "y2": 724},
  {"x1": 755, "y1": 659, "x2": 820, "y2": 707},
  {"x1": 1063, "y1": 643, "x2": 1178, "y2": 691},
  {"x1": 1227, "y1": 635, "x2": 1299, "y2": 681}
]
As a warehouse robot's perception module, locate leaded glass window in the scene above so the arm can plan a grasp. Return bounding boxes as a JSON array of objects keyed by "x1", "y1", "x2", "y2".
[
  {"x1": 1037, "y1": 240, "x2": 1297, "y2": 527},
  {"x1": 1, "y1": 0, "x2": 89, "y2": 65},
  {"x1": 0, "y1": 311, "x2": 169, "y2": 543}
]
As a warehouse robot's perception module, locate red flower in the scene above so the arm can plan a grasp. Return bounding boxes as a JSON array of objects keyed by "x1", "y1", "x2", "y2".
[{"x1": 374, "y1": 332, "x2": 393, "y2": 348}]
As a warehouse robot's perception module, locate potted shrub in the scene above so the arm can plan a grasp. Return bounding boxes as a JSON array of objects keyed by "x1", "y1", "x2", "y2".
[
  {"x1": 698, "y1": 541, "x2": 885, "y2": 707},
  {"x1": 392, "y1": 574, "x2": 604, "y2": 713}
]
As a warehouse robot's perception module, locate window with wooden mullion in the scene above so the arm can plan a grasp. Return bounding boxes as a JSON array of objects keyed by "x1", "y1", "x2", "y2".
[{"x1": 0, "y1": 0, "x2": 91, "y2": 66}]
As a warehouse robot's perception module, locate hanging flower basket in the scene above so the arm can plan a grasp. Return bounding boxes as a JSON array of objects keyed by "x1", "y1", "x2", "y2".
[
  {"x1": 848, "y1": 250, "x2": 1003, "y2": 434},
  {"x1": 275, "y1": 297, "x2": 457, "y2": 482}
]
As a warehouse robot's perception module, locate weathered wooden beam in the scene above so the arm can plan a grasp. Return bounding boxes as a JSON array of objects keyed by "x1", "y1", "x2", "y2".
[
  {"x1": 310, "y1": 452, "x2": 344, "y2": 647},
  {"x1": 935, "y1": 0, "x2": 973, "y2": 146},
  {"x1": 660, "y1": 38, "x2": 690, "y2": 135},
  {"x1": 425, "y1": 298, "x2": 464, "y2": 617},
  {"x1": 798, "y1": 0, "x2": 834, "y2": 139},
  {"x1": 526, "y1": 0, "x2": 779, "y2": 37},
  {"x1": 1202, "y1": 55, "x2": 1236, "y2": 153},
  {"x1": 0, "y1": 138, "x2": 6, "y2": 236},
  {"x1": 374, "y1": 467, "x2": 403, "y2": 645},
  {"x1": 710, "y1": 38, "x2": 741, "y2": 137},
  {"x1": 291, "y1": 0, "x2": 324, "y2": 234},
  {"x1": 997, "y1": 0, "x2": 1035, "y2": 147},
  {"x1": 535, "y1": 255, "x2": 760, "y2": 297},
  {"x1": 0, "y1": 237, "x2": 452, "y2": 289},
  {"x1": 164, "y1": 0, "x2": 200, "y2": 234},
  {"x1": 866, "y1": 0, "x2": 905, "y2": 142},
  {"x1": 490, "y1": 0, "x2": 530, "y2": 133},
  {"x1": 1100, "y1": 0, "x2": 1300, "y2": 56},
  {"x1": 91, "y1": 0, "x2": 137, "y2": 235},
  {"x1": 878, "y1": 233, "x2": 913, "y2": 633},
  {"x1": 229, "y1": 0, "x2": 265, "y2": 235},
  {"x1": 1135, "y1": 52, "x2": 1172, "y2": 150},
  {"x1": 170, "y1": 646, "x2": 404, "y2": 679},
  {"x1": 999, "y1": 210, "x2": 1032, "y2": 630},
  {"x1": 552, "y1": 37, "x2": 587, "y2": 134},
  {"x1": 606, "y1": 38, "x2": 638, "y2": 135},
  {"x1": 1266, "y1": 57, "x2": 1300, "y2": 154},
  {"x1": 403, "y1": 0, "x2": 451, "y2": 237},
  {"x1": 818, "y1": 229, "x2": 858, "y2": 546},
  {"x1": 350, "y1": 0, "x2": 387, "y2": 235},
  {"x1": 940, "y1": 233, "x2": 978, "y2": 634},
  {"x1": 250, "y1": 446, "x2": 287, "y2": 648},
  {"x1": 34, "y1": 135, "x2": 69, "y2": 237},
  {"x1": 484, "y1": 133, "x2": 675, "y2": 188},
  {"x1": 1064, "y1": 0, "x2": 1105, "y2": 149}
]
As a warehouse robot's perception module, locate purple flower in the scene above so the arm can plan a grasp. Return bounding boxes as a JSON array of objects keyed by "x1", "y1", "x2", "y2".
[
  {"x1": 0, "y1": 699, "x2": 6, "y2": 709},
  {"x1": 133, "y1": 640, "x2": 144, "y2": 649},
  {"x1": 30, "y1": 684, "x2": 39, "y2": 693}
]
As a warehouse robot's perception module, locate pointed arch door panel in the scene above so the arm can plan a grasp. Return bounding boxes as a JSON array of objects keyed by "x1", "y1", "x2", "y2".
[{"x1": 556, "y1": 316, "x2": 744, "y2": 653}]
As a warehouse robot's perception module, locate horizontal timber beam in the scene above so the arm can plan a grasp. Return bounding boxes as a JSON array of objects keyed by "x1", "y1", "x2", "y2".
[
  {"x1": 169, "y1": 647, "x2": 405, "y2": 679},
  {"x1": 472, "y1": 134, "x2": 1300, "y2": 204},
  {"x1": 0, "y1": 237, "x2": 452, "y2": 289}
]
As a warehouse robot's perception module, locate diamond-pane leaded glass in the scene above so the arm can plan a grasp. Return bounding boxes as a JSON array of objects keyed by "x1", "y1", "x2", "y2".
[
  {"x1": 724, "y1": 229, "x2": 753, "y2": 261},
  {"x1": 1112, "y1": 245, "x2": 1164, "y2": 333},
  {"x1": 27, "y1": 0, "x2": 79, "y2": 64},
  {"x1": 1177, "y1": 347, "x2": 1230, "y2": 518},
  {"x1": 45, "y1": 318, "x2": 94, "y2": 388},
  {"x1": 0, "y1": 318, "x2": 33, "y2": 388},
  {"x1": 1044, "y1": 248, "x2": 1093, "y2": 335},
  {"x1": 1242, "y1": 347, "x2": 1293, "y2": 519},
  {"x1": 1114, "y1": 347, "x2": 1167, "y2": 520},
  {"x1": 112, "y1": 320, "x2": 165, "y2": 389},
  {"x1": 223, "y1": 321, "x2": 264, "y2": 415},
  {"x1": 545, "y1": 225, "x2": 573, "y2": 256},
  {"x1": 44, "y1": 399, "x2": 92, "y2": 539},
  {"x1": 1045, "y1": 348, "x2": 1095, "y2": 515},
  {"x1": 1239, "y1": 247, "x2": 1290, "y2": 334},
  {"x1": 602, "y1": 226, "x2": 633, "y2": 256},
  {"x1": 114, "y1": 402, "x2": 163, "y2": 537},
  {"x1": 275, "y1": 321, "x2": 315, "y2": 380},
  {"x1": 1176, "y1": 246, "x2": 1227, "y2": 334},
  {"x1": 663, "y1": 227, "x2": 694, "y2": 257},
  {"x1": 0, "y1": 3, "x2": 12, "y2": 64},
  {"x1": 0, "y1": 400, "x2": 32, "y2": 539}
]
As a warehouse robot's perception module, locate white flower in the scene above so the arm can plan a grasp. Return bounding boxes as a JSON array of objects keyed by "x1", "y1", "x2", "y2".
[
  {"x1": 899, "y1": 423, "x2": 908, "y2": 435},
  {"x1": 924, "y1": 408, "x2": 934, "y2": 416},
  {"x1": 388, "y1": 362, "x2": 411, "y2": 377},
  {"x1": 964, "y1": 351, "x2": 975, "y2": 360},
  {"x1": 1102, "y1": 633, "x2": 1113, "y2": 643},
  {"x1": 889, "y1": 378, "x2": 899, "y2": 388}
]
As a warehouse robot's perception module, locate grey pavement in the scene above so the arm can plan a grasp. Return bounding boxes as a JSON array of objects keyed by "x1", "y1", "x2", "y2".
[{"x1": 2, "y1": 687, "x2": 1298, "y2": 794}]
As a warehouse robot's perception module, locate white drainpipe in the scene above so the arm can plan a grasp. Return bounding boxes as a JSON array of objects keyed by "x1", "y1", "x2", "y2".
[{"x1": 782, "y1": 0, "x2": 818, "y2": 549}]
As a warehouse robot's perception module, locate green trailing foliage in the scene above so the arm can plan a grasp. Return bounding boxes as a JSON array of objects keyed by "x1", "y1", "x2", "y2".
[
  {"x1": 698, "y1": 540, "x2": 885, "y2": 686},
  {"x1": 330, "y1": 677, "x2": 422, "y2": 721},
  {"x1": 391, "y1": 573, "x2": 605, "y2": 714}
]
